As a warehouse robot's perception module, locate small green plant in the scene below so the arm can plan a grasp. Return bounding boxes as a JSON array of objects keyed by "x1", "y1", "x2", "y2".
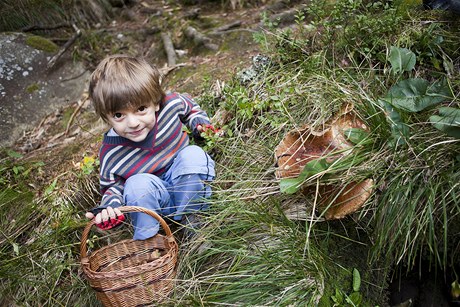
[
  {"x1": 379, "y1": 46, "x2": 454, "y2": 146},
  {"x1": 330, "y1": 269, "x2": 363, "y2": 307},
  {"x1": 0, "y1": 150, "x2": 45, "y2": 186},
  {"x1": 367, "y1": 44, "x2": 459, "y2": 272},
  {"x1": 79, "y1": 156, "x2": 99, "y2": 176},
  {"x1": 199, "y1": 125, "x2": 225, "y2": 152}
]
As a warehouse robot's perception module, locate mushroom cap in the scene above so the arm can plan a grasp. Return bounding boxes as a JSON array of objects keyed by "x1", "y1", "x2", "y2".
[
  {"x1": 275, "y1": 112, "x2": 367, "y2": 179},
  {"x1": 318, "y1": 179, "x2": 374, "y2": 220},
  {"x1": 275, "y1": 109, "x2": 373, "y2": 219}
]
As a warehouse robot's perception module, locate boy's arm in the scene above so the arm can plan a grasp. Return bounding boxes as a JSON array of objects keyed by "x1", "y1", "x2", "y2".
[
  {"x1": 91, "y1": 185, "x2": 124, "y2": 214},
  {"x1": 86, "y1": 149, "x2": 126, "y2": 229},
  {"x1": 176, "y1": 93, "x2": 211, "y2": 135}
]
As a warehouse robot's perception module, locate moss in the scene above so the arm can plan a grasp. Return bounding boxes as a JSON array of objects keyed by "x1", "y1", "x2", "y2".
[
  {"x1": 61, "y1": 107, "x2": 75, "y2": 129},
  {"x1": 194, "y1": 16, "x2": 219, "y2": 30},
  {"x1": 25, "y1": 35, "x2": 59, "y2": 53},
  {"x1": 26, "y1": 83, "x2": 40, "y2": 93},
  {"x1": 219, "y1": 30, "x2": 253, "y2": 52}
]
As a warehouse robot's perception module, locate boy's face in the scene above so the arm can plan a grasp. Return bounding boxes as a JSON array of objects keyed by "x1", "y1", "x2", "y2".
[{"x1": 107, "y1": 104, "x2": 160, "y2": 142}]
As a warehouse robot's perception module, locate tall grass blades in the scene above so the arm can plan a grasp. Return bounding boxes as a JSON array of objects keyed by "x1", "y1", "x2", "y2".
[
  {"x1": 0, "y1": 0, "x2": 112, "y2": 32},
  {"x1": 369, "y1": 125, "x2": 460, "y2": 270}
]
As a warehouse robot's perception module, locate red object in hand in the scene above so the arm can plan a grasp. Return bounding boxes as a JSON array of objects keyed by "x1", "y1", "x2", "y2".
[
  {"x1": 96, "y1": 214, "x2": 125, "y2": 230},
  {"x1": 202, "y1": 124, "x2": 222, "y2": 135}
]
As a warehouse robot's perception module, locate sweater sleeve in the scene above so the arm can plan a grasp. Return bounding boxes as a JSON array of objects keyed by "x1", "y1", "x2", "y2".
[
  {"x1": 89, "y1": 181, "x2": 124, "y2": 214},
  {"x1": 100, "y1": 181, "x2": 124, "y2": 208},
  {"x1": 176, "y1": 93, "x2": 211, "y2": 134}
]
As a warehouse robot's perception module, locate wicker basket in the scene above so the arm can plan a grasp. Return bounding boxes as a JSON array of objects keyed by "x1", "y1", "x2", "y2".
[{"x1": 80, "y1": 206, "x2": 178, "y2": 307}]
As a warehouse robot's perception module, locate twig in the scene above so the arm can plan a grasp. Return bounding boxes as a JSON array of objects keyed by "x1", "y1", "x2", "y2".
[
  {"x1": 211, "y1": 21, "x2": 242, "y2": 34},
  {"x1": 159, "y1": 63, "x2": 188, "y2": 78},
  {"x1": 47, "y1": 24, "x2": 82, "y2": 70},
  {"x1": 209, "y1": 28, "x2": 257, "y2": 36},
  {"x1": 184, "y1": 26, "x2": 219, "y2": 51},
  {"x1": 64, "y1": 95, "x2": 88, "y2": 136},
  {"x1": 160, "y1": 32, "x2": 177, "y2": 67},
  {"x1": 60, "y1": 69, "x2": 88, "y2": 82},
  {"x1": 65, "y1": 102, "x2": 83, "y2": 136}
]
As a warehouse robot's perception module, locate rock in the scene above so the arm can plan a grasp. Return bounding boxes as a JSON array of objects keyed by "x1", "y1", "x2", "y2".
[
  {"x1": 237, "y1": 54, "x2": 272, "y2": 85},
  {"x1": 0, "y1": 33, "x2": 89, "y2": 147}
]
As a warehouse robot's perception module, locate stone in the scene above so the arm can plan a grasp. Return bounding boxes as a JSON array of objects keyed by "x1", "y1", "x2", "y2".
[{"x1": 0, "y1": 33, "x2": 89, "y2": 147}]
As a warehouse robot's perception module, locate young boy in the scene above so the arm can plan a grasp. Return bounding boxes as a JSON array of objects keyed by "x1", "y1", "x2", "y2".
[{"x1": 84, "y1": 54, "x2": 216, "y2": 240}]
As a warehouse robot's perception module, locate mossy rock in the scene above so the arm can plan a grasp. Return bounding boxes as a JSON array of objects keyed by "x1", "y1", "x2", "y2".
[
  {"x1": 25, "y1": 35, "x2": 59, "y2": 53},
  {"x1": 26, "y1": 83, "x2": 40, "y2": 93}
]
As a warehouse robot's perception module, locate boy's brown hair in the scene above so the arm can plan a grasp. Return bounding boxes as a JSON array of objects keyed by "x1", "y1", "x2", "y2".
[{"x1": 89, "y1": 55, "x2": 165, "y2": 122}]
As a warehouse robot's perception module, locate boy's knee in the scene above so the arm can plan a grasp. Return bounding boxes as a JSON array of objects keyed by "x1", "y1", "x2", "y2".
[
  {"x1": 124, "y1": 173, "x2": 166, "y2": 197},
  {"x1": 175, "y1": 145, "x2": 215, "y2": 170},
  {"x1": 164, "y1": 145, "x2": 215, "y2": 181},
  {"x1": 177, "y1": 145, "x2": 205, "y2": 160}
]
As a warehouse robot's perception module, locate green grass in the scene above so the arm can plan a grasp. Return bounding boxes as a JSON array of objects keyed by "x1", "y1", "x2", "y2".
[
  {"x1": 1, "y1": 0, "x2": 460, "y2": 305},
  {"x1": 175, "y1": 198, "x2": 326, "y2": 305}
]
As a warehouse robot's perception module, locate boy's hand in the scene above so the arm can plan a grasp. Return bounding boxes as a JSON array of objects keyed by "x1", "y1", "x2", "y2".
[
  {"x1": 196, "y1": 124, "x2": 223, "y2": 136},
  {"x1": 85, "y1": 206, "x2": 125, "y2": 230}
]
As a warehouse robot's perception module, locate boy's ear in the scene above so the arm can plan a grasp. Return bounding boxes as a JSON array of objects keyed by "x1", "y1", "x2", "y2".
[{"x1": 154, "y1": 104, "x2": 160, "y2": 111}]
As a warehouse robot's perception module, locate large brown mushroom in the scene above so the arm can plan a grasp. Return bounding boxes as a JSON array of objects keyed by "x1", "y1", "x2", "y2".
[{"x1": 275, "y1": 109, "x2": 374, "y2": 220}]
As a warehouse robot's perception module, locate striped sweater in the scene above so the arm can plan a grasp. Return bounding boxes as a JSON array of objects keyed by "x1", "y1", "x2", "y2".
[{"x1": 97, "y1": 92, "x2": 210, "y2": 209}]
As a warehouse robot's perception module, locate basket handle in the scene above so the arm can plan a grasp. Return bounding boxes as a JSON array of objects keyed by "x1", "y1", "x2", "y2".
[{"x1": 80, "y1": 206, "x2": 175, "y2": 259}]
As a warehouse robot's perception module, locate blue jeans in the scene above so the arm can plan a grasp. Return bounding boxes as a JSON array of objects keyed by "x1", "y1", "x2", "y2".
[{"x1": 123, "y1": 145, "x2": 215, "y2": 240}]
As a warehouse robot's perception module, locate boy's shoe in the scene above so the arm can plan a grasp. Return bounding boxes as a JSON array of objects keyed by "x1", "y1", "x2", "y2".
[
  {"x1": 180, "y1": 213, "x2": 203, "y2": 241},
  {"x1": 179, "y1": 213, "x2": 212, "y2": 253}
]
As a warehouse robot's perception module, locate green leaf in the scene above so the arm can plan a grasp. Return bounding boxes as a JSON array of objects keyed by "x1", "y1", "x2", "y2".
[
  {"x1": 389, "y1": 46, "x2": 416, "y2": 74},
  {"x1": 346, "y1": 292, "x2": 363, "y2": 306},
  {"x1": 344, "y1": 128, "x2": 369, "y2": 144},
  {"x1": 44, "y1": 179, "x2": 58, "y2": 197},
  {"x1": 378, "y1": 99, "x2": 409, "y2": 147},
  {"x1": 438, "y1": 106, "x2": 460, "y2": 118},
  {"x1": 12, "y1": 243, "x2": 19, "y2": 256},
  {"x1": 352, "y1": 268, "x2": 361, "y2": 292},
  {"x1": 280, "y1": 178, "x2": 304, "y2": 194},
  {"x1": 301, "y1": 158, "x2": 330, "y2": 176},
  {"x1": 279, "y1": 158, "x2": 330, "y2": 194},
  {"x1": 7, "y1": 150, "x2": 23, "y2": 159},
  {"x1": 452, "y1": 280, "x2": 460, "y2": 298},
  {"x1": 385, "y1": 78, "x2": 452, "y2": 112},
  {"x1": 430, "y1": 107, "x2": 460, "y2": 138},
  {"x1": 331, "y1": 288, "x2": 344, "y2": 304}
]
